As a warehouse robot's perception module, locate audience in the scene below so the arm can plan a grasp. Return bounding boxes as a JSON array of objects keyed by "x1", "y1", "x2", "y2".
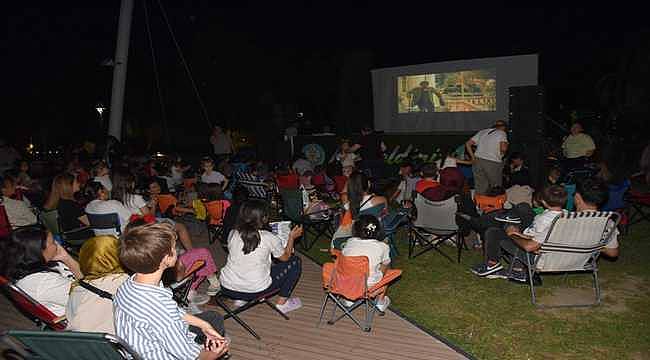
[{"x1": 84, "y1": 181, "x2": 132, "y2": 235}]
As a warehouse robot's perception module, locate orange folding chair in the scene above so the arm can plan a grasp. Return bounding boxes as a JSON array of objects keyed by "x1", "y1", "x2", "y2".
[
  {"x1": 170, "y1": 260, "x2": 205, "y2": 308},
  {"x1": 474, "y1": 194, "x2": 506, "y2": 214},
  {"x1": 0, "y1": 275, "x2": 68, "y2": 331},
  {"x1": 318, "y1": 250, "x2": 402, "y2": 331},
  {"x1": 204, "y1": 200, "x2": 230, "y2": 245},
  {"x1": 157, "y1": 194, "x2": 178, "y2": 217}
]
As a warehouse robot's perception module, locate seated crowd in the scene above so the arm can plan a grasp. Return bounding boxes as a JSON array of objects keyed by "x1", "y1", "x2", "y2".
[{"x1": 0, "y1": 119, "x2": 638, "y2": 358}]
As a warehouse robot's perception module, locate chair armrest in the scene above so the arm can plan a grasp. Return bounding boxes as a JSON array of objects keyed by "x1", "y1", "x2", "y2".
[
  {"x1": 52, "y1": 315, "x2": 67, "y2": 324},
  {"x1": 368, "y1": 269, "x2": 402, "y2": 293}
]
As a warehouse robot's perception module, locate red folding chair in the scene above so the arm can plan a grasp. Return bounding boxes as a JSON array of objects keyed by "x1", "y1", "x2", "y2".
[
  {"x1": 0, "y1": 275, "x2": 68, "y2": 331},
  {"x1": 276, "y1": 174, "x2": 299, "y2": 190}
]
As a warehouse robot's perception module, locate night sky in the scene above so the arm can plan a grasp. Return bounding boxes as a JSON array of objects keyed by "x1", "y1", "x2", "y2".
[{"x1": 6, "y1": 2, "x2": 649, "y2": 150}]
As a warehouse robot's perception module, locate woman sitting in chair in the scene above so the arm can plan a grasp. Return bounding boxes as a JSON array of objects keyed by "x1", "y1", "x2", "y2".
[
  {"x1": 341, "y1": 214, "x2": 392, "y2": 311},
  {"x1": 219, "y1": 200, "x2": 304, "y2": 314},
  {"x1": 0, "y1": 226, "x2": 83, "y2": 316},
  {"x1": 66, "y1": 235, "x2": 128, "y2": 334},
  {"x1": 84, "y1": 181, "x2": 133, "y2": 236},
  {"x1": 44, "y1": 173, "x2": 90, "y2": 233}
]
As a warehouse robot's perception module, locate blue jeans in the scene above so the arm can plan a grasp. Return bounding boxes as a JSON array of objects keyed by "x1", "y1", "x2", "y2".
[{"x1": 221, "y1": 256, "x2": 302, "y2": 300}]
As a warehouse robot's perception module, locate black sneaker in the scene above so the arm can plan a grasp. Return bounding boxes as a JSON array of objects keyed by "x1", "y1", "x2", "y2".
[
  {"x1": 470, "y1": 262, "x2": 504, "y2": 277},
  {"x1": 508, "y1": 269, "x2": 528, "y2": 283},
  {"x1": 485, "y1": 269, "x2": 508, "y2": 279},
  {"x1": 494, "y1": 215, "x2": 522, "y2": 224}
]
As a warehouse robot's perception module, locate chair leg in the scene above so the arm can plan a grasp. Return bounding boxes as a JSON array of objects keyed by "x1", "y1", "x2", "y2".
[
  {"x1": 213, "y1": 296, "x2": 261, "y2": 340},
  {"x1": 593, "y1": 269, "x2": 602, "y2": 306},
  {"x1": 408, "y1": 229, "x2": 415, "y2": 258},
  {"x1": 363, "y1": 299, "x2": 372, "y2": 332},
  {"x1": 456, "y1": 232, "x2": 463, "y2": 263},
  {"x1": 528, "y1": 267, "x2": 537, "y2": 306},
  {"x1": 317, "y1": 294, "x2": 330, "y2": 327}
]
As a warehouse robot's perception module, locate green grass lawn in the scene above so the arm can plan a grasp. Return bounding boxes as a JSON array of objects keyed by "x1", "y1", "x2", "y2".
[{"x1": 303, "y1": 223, "x2": 650, "y2": 360}]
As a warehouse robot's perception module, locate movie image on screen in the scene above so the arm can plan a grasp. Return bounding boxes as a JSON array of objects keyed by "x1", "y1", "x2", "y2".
[{"x1": 397, "y1": 69, "x2": 496, "y2": 113}]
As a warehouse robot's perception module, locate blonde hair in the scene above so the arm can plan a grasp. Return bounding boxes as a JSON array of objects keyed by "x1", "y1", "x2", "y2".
[{"x1": 44, "y1": 173, "x2": 76, "y2": 210}]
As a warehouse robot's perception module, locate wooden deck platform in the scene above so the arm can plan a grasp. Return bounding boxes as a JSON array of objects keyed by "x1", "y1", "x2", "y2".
[{"x1": 0, "y1": 251, "x2": 469, "y2": 360}]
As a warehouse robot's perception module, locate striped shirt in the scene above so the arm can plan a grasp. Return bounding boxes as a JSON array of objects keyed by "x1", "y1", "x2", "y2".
[{"x1": 113, "y1": 275, "x2": 201, "y2": 360}]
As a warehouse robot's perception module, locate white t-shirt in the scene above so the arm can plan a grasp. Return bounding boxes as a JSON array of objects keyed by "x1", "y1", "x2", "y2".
[
  {"x1": 93, "y1": 175, "x2": 113, "y2": 192},
  {"x1": 122, "y1": 194, "x2": 148, "y2": 215},
  {"x1": 342, "y1": 238, "x2": 391, "y2": 286},
  {"x1": 84, "y1": 199, "x2": 133, "y2": 235},
  {"x1": 171, "y1": 166, "x2": 184, "y2": 186},
  {"x1": 219, "y1": 230, "x2": 285, "y2": 293},
  {"x1": 201, "y1": 170, "x2": 226, "y2": 184},
  {"x1": 523, "y1": 209, "x2": 564, "y2": 243},
  {"x1": 15, "y1": 263, "x2": 75, "y2": 317},
  {"x1": 436, "y1": 156, "x2": 458, "y2": 170},
  {"x1": 471, "y1": 128, "x2": 508, "y2": 163}
]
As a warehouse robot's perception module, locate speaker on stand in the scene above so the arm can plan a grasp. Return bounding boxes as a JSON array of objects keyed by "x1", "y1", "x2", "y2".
[{"x1": 508, "y1": 85, "x2": 546, "y2": 188}]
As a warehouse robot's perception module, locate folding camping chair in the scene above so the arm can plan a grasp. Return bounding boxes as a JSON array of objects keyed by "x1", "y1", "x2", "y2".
[
  {"x1": 86, "y1": 213, "x2": 122, "y2": 236},
  {"x1": 359, "y1": 204, "x2": 407, "y2": 258},
  {"x1": 474, "y1": 193, "x2": 506, "y2": 214},
  {"x1": 204, "y1": 200, "x2": 228, "y2": 246},
  {"x1": 408, "y1": 193, "x2": 465, "y2": 262},
  {"x1": 507, "y1": 211, "x2": 620, "y2": 307},
  {"x1": 0, "y1": 275, "x2": 68, "y2": 331},
  {"x1": 318, "y1": 250, "x2": 402, "y2": 332},
  {"x1": 0, "y1": 201, "x2": 11, "y2": 238},
  {"x1": 276, "y1": 174, "x2": 299, "y2": 190},
  {"x1": 1, "y1": 330, "x2": 141, "y2": 360},
  {"x1": 170, "y1": 260, "x2": 205, "y2": 308},
  {"x1": 626, "y1": 190, "x2": 650, "y2": 231},
  {"x1": 279, "y1": 189, "x2": 335, "y2": 250},
  {"x1": 156, "y1": 194, "x2": 179, "y2": 217},
  {"x1": 213, "y1": 287, "x2": 289, "y2": 340},
  {"x1": 38, "y1": 209, "x2": 90, "y2": 251}
]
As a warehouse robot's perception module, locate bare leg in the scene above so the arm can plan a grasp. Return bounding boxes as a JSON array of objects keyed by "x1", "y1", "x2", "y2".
[{"x1": 175, "y1": 222, "x2": 194, "y2": 250}]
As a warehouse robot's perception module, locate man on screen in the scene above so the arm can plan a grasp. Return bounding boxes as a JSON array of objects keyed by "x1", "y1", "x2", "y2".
[{"x1": 408, "y1": 81, "x2": 445, "y2": 112}]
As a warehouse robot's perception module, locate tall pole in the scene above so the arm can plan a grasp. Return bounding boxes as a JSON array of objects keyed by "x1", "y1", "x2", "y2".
[{"x1": 108, "y1": 0, "x2": 134, "y2": 141}]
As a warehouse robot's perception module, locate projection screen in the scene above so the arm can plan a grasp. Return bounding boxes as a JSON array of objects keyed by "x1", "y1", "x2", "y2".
[{"x1": 371, "y1": 54, "x2": 538, "y2": 133}]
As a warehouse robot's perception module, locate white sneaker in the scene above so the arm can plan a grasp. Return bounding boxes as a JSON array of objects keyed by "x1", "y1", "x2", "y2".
[
  {"x1": 232, "y1": 299, "x2": 248, "y2": 309},
  {"x1": 188, "y1": 290, "x2": 210, "y2": 306},
  {"x1": 206, "y1": 278, "x2": 221, "y2": 296},
  {"x1": 275, "y1": 297, "x2": 302, "y2": 314},
  {"x1": 375, "y1": 296, "x2": 390, "y2": 312}
]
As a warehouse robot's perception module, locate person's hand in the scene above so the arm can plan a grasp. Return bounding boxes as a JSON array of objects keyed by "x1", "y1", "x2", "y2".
[
  {"x1": 51, "y1": 243, "x2": 71, "y2": 262},
  {"x1": 290, "y1": 225, "x2": 304, "y2": 239},
  {"x1": 201, "y1": 326, "x2": 225, "y2": 342},
  {"x1": 203, "y1": 337, "x2": 229, "y2": 358}
]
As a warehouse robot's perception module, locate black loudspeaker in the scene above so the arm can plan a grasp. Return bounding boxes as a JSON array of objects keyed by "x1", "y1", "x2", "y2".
[{"x1": 508, "y1": 86, "x2": 545, "y2": 187}]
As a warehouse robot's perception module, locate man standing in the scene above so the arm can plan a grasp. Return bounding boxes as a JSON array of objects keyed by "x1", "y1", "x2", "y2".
[
  {"x1": 209, "y1": 126, "x2": 234, "y2": 164},
  {"x1": 466, "y1": 120, "x2": 509, "y2": 195},
  {"x1": 408, "y1": 81, "x2": 445, "y2": 112},
  {"x1": 561, "y1": 122, "x2": 596, "y2": 171},
  {"x1": 351, "y1": 125, "x2": 386, "y2": 178}
]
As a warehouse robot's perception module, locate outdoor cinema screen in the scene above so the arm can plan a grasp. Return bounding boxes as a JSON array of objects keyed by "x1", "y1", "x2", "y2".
[{"x1": 396, "y1": 69, "x2": 496, "y2": 113}]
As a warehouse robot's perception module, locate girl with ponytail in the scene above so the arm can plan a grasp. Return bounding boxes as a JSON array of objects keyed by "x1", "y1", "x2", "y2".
[{"x1": 218, "y1": 200, "x2": 305, "y2": 314}]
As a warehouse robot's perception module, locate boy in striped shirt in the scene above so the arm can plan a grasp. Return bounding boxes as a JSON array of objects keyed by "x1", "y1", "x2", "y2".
[{"x1": 114, "y1": 222, "x2": 228, "y2": 360}]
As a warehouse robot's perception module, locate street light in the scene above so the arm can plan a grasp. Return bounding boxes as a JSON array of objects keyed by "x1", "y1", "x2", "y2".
[{"x1": 96, "y1": 102, "x2": 107, "y2": 116}]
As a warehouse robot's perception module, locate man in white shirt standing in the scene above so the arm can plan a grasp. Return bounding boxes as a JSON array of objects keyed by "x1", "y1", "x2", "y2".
[{"x1": 466, "y1": 120, "x2": 509, "y2": 195}]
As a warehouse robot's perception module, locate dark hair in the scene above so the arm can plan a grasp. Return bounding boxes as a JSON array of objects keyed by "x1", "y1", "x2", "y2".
[
  {"x1": 421, "y1": 163, "x2": 438, "y2": 179},
  {"x1": 112, "y1": 170, "x2": 137, "y2": 206},
  {"x1": 347, "y1": 171, "x2": 369, "y2": 219},
  {"x1": 84, "y1": 181, "x2": 106, "y2": 200},
  {"x1": 0, "y1": 226, "x2": 49, "y2": 281},
  {"x1": 486, "y1": 186, "x2": 506, "y2": 196},
  {"x1": 231, "y1": 185, "x2": 249, "y2": 204},
  {"x1": 235, "y1": 200, "x2": 270, "y2": 255},
  {"x1": 576, "y1": 178, "x2": 609, "y2": 208},
  {"x1": 352, "y1": 214, "x2": 385, "y2": 241},
  {"x1": 541, "y1": 185, "x2": 568, "y2": 208},
  {"x1": 119, "y1": 222, "x2": 176, "y2": 274},
  {"x1": 510, "y1": 152, "x2": 524, "y2": 161}
]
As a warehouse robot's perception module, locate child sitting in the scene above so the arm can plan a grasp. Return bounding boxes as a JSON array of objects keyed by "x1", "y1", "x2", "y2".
[
  {"x1": 114, "y1": 222, "x2": 228, "y2": 359},
  {"x1": 470, "y1": 185, "x2": 567, "y2": 281},
  {"x1": 201, "y1": 157, "x2": 229, "y2": 191},
  {"x1": 390, "y1": 162, "x2": 419, "y2": 206},
  {"x1": 92, "y1": 161, "x2": 112, "y2": 193},
  {"x1": 341, "y1": 214, "x2": 392, "y2": 311},
  {"x1": 415, "y1": 163, "x2": 440, "y2": 194}
]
